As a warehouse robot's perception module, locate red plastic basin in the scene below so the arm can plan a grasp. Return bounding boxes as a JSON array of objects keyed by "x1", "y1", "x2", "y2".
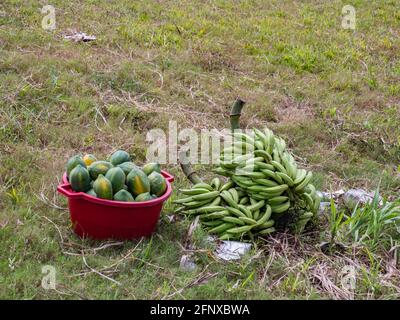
[{"x1": 57, "y1": 171, "x2": 174, "y2": 240}]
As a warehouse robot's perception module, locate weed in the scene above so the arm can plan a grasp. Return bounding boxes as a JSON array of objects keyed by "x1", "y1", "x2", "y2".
[
  {"x1": 328, "y1": 198, "x2": 346, "y2": 249},
  {"x1": 347, "y1": 189, "x2": 400, "y2": 251}
]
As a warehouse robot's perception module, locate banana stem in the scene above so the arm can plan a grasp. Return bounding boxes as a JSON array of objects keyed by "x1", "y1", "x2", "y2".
[
  {"x1": 230, "y1": 98, "x2": 246, "y2": 131},
  {"x1": 178, "y1": 150, "x2": 203, "y2": 185}
]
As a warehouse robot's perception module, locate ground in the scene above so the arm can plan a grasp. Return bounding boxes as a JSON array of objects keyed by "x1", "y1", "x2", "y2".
[{"x1": 1, "y1": 0, "x2": 399, "y2": 299}]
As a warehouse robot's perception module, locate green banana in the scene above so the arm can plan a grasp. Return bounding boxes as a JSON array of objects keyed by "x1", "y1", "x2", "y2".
[
  {"x1": 247, "y1": 185, "x2": 269, "y2": 193},
  {"x1": 174, "y1": 197, "x2": 195, "y2": 204},
  {"x1": 233, "y1": 141, "x2": 255, "y2": 153},
  {"x1": 208, "y1": 223, "x2": 235, "y2": 234},
  {"x1": 238, "y1": 164, "x2": 259, "y2": 172},
  {"x1": 294, "y1": 171, "x2": 313, "y2": 192},
  {"x1": 268, "y1": 196, "x2": 289, "y2": 205},
  {"x1": 239, "y1": 216, "x2": 258, "y2": 225},
  {"x1": 249, "y1": 198, "x2": 258, "y2": 205},
  {"x1": 174, "y1": 206, "x2": 185, "y2": 213},
  {"x1": 247, "y1": 200, "x2": 265, "y2": 212},
  {"x1": 238, "y1": 204, "x2": 253, "y2": 218},
  {"x1": 253, "y1": 127, "x2": 267, "y2": 139},
  {"x1": 275, "y1": 137, "x2": 286, "y2": 151},
  {"x1": 261, "y1": 169, "x2": 283, "y2": 184},
  {"x1": 288, "y1": 159, "x2": 298, "y2": 180},
  {"x1": 236, "y1": 189, "x2": 246, "y2": 198},
  {"x1": 261, "y1": 184, "x2": 289, "y2": 194},
  {"x1": 233, "y1": 180, "x2": 250, "y2": 190},
  {"x1": 254, "y1": 149, "x2": 272, "y2": 161},
  {"x1": 232, "y1": 176, "x2": 254, "y2": 187},
  {"x1": 248, "y1": 193, "x2": 266, "y2": 201},
  {"x1": 235, "y1": 171, "x2": 265, "y2": 179},
  {"x1": 201, "y1": 210, "x2": 230, "y2": 220},
  {"x1": 255, "y1": 162, "x2": 275, "y2": 171},
  {"x1": 299, "y1": 212, "x2": 313, "y2": 220},
  {"x1": 190, "y1": 191, "x2": 220, "y2": 201},
  {"x1": 228, "y1": 188, "x2": 239, "y2": 203},
  {"x1": 265, "y1": 129, "x2": 274, "y2": 144},
  {"x1": 253, "y1": 178, "x2": 279, "y2": 187},
  {"x1": 255, "y1": 220, "x2": 275, "y2": 230},
  {"x1": 226, "y1": 206, "x2": 247, "y2": 218},
  {"x1": 293, "y1": 169, "x2": 307, "y2": 185},
  {"x1": 302, "y1": 192, "x2": 314, "y2": 210},
  {"x1": 256, "y1": 205, "x2": 272, "y2": 225},
  {"x1": 180, "y1": 188, "x2": 212, "y2": 195},
  {"x1": 271, "y1": 201, "x2": 290, "y2": 213},
  {"x1": 276, "y1": 172, "x2": 294, "y2": 187},
  {"x1": 281, "y1": 152, "x2": 297, "y2": 179},
  {"x1": 232, "y1": 132, "x2": 255, "y2": 146},
  {"x1": 220, "y1": 190, "x2": 239, "y2": 209},
  {"x1": 210, "y1": 177, "x2": 221, "y2": 190},
  {"x1": 219, "y1": 180, "x2": 234, "y2": 192},
  {"x1": 193, "y1": 206, "x2": 225, "y2": 214},
  {"x1": 232, "y1": 154, "x2": 253, "y2": 164},
  {"x1": 253, "y1": 128, "x2": 269, "y2": 148},
  {"x1": 254, "y1": 140, "x2": 265, "y2": 151},
  {"x1": 271, "y1": 160, "x2": 287, "y2": 175},
  {"x1": 243, "y1": 157, "x2": 264, "y2": 166},
  {"x1": 219, "y1": 161, "x2": 238, "y2": 170},
  {"x1": 272, "y1": 150, "x2": 281, "y2": 163},
  {"x1": 226, "y1": 225, "x2": 254, "y2": 234},
  {"x1": 313, "y1": 194, "x2": 321, "y2": 213},
  {"x1": 259, "y1": 190, "x2": 286, "y2": 198},
  {"x1": 219, "y1": 233, "x2": 232, "y2": 240},
  {"x1": 256, "y1": 227, "x2": 276, "y2": 235},
  {"x1": 220, "y1": 147, "x2": 243, "y2": 159},
  {"x1": 210, "y1": 196, "x2": 222, "y2": 206},
  {"x1": 192, "y1": 183, "x2": 214, "y2": 191},
  {"x1": 223, "y1": 216, "x2": 245, "y2": 226},
  {"x1": 213, "y1": 167, "x2": 233, "y2": 177},
  {"x1": 305, "y1": 183, "x2": 316, "y2": 197},
  {"x1": 182, "y1": 198, "x2": 214, "y2": 208},
  {"x1": 253, "y1": 209, "x2": 260, "y2": 220}
]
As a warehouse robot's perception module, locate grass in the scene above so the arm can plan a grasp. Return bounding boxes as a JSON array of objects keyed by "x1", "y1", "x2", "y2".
[
  {"x1": 1, "y1": 0, "x2": 400, "y2": 299},
  {"x1": 325, "y1": 189, "x2": 400, "y2": 253},
  {"x1": 347, "y1": 190, "x2": 400, "y2": 250}
]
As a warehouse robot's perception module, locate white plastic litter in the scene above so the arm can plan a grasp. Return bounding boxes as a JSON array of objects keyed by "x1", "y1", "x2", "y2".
[
  {"x1": 318, "y1": 202, "x2": 331, "y2": 214},
  {"x1": 343, "y1": 188, "x2": 382, "y2": 210},
  {"x1": 317, "y1": 189, "x2": 345, "y2": 201},
  {"x1": 64, "y1": 32, "x2": 96, "y2": 42},
  {"x1": 215, "y1": 241, "x2": 252, "y2": 261},
  {"x1": 179, "y1": 254, "x2": 197, "y2": 271},
  {"x1": 206, "y1": 235, "x2": 218, "y2": 243}
]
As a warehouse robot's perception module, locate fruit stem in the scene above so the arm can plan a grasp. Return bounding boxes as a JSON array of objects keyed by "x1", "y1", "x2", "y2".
[
  {"x1": 178, "y1": 150, "x2": 203, "y2": 185},
  {"x1": 230, "y1": 98, "x2": 246, "y2": 131}
]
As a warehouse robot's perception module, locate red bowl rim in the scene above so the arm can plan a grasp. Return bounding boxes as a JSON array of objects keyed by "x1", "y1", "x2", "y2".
[{"x1": 57, "y1": 170, "x2": 174, "y2": 208}]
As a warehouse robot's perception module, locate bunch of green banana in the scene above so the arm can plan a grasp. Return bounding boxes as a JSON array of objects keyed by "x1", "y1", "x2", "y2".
[
  {"x1": 215, "y1": 128, "x2": 320, "y2": 231},
  {"x1": 174, "y1": 178, "x2": 276, "y2": 240},
  {"x1": 174, "y1": 179, "x2": 231, "y2": 211}
]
